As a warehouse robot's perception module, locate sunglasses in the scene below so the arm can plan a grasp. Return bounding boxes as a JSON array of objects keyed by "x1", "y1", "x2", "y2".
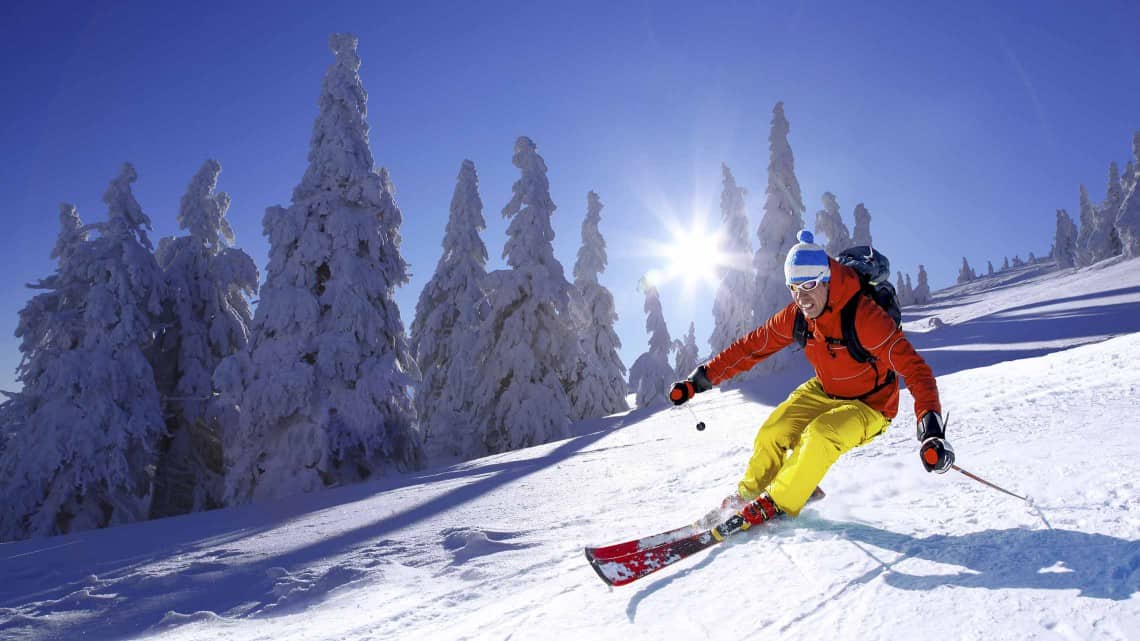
[{"x1": 787, "y1": 274, "x2": 827, "y2": 293}]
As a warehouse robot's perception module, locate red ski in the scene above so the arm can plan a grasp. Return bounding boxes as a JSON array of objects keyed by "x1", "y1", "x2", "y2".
[{"x1": 584, "y1": 489, "x2": 824, "y2": 586}]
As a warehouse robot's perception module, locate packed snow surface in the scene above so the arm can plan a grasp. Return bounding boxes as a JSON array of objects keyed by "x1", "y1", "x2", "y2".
[{"x1": 2, "y1": 259, "x2": 1139, "y2": 641}]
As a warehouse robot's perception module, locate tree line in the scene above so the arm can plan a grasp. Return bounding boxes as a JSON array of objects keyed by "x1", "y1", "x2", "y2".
[{"x1": 0, "y1": 34, "x2": 631, "y2": 541}]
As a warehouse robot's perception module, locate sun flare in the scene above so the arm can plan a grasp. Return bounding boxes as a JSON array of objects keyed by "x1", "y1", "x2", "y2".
[{"x1": 641, "y1": 213, "x2": 741, "y2": 299}]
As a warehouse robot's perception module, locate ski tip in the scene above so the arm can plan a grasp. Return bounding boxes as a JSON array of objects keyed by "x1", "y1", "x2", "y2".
[{"x1": 583, "y1": 548, "x2": 617, "y2": 586}]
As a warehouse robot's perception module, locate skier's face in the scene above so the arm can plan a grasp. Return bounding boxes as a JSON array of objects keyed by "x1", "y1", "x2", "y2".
[{"x1": 789, "y1": 279, "x2": 829, "y2": 319}]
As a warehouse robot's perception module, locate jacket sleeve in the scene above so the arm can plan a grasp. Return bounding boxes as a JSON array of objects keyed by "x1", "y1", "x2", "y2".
[
  {"x1": 856, "y1": 298, "x2": 942, "y2": 422},
  {"x1": 704, "y1": 304, "x2": 798, "y2": 385}
]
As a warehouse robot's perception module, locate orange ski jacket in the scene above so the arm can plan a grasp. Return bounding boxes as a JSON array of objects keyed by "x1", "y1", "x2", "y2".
[{"x1": 704, "y1": 259, "x2": 941, "y2": 421}]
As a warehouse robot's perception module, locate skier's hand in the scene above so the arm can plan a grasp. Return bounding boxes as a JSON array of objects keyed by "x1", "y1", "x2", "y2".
[
  {"x1": 916, "y1": 411, "x2": 945, "y2": 441},
  {"x1": 669, "y1": 365, "x2": 713, "y2": 406},
  {"x1": 916, "y1": 411, "x2": 953, "y2": 472},
  {"x1": 920, "y1": 437, "x2": 955, "y2": 473}
]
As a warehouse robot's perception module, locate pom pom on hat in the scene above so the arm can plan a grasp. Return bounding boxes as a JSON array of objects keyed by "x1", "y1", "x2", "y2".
[{"x1": 784, "y1": 229, "x2": 830, "y2": 284}]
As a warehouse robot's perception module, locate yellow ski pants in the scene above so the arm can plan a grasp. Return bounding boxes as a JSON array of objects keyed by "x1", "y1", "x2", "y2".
[{"x1": 737, "y1": 378, "x2": 891, "y2": 516}]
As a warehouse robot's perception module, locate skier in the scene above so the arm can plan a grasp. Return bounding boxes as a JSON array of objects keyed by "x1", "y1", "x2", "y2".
[{"x1": 670, "y1": 230, "x2": 954, "y2": 527}]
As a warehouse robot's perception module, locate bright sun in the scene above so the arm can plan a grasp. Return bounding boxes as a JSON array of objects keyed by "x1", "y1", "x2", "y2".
[{"x1": 642, "y1": 214, "x2": 736, "y2": 297}]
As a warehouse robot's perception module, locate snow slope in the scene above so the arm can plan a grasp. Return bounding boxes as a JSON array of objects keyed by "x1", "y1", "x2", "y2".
[{"x1": 2, "y1": 258, "x2": 1139, "y2": 641}]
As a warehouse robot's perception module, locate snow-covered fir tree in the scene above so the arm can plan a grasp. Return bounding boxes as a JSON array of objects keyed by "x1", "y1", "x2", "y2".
[
  {"x1": 470, "y1": 136, "x2": 579, "y2": 454},
  {"x1": 709, "y1": 164, "x2": 754, "y2": 354},
  {"x1": 852, "y1": 203, "x2": 873, "y2": 247},
  {"x1": 0, "y1": 204, "x2": 90, "y2": 465},
  {"x1": 751, "y1": 102, "x2": 804, "y2": 374},
  {"x1": 987, "y1": 260, "x2": 995, "y2": 276},
  {"x1": 10, "y1": 205, "x2": 89, "y2": 391},
  {"x1": 895, "y1": 271, "x2": 912, "y2": 306},
  {"x1": 1002, "y1": 256, "x2": 1010, "y2": 271},
  {"x1": 673, "y1": 322, "x2": 699, "y2": 379},
  {"x1": 409, "y1": 160, "x2": 488, "y2": 459},
  {"x1": 149, "y1": 160, "x2": 258, "y2": 518},
  {"x1": 1106, "y1": 162, "x2": 1125, "y2": 256},
  {"x1": 905, "y1": 273, "x2": 915, "y2": 303},
  {"x1": 913, "y1": 265, "x2": 931, "y2": 304},
  {"x1": 957, "y1": 257, "x2": 975, "y2": 284},
  {"x1": 1028, "y1": 252, "x2": 1037, "y2": 264},
  {"x1": 216, "y1": 34, "x2": 421, "y2": 504},
  {"x1": 1116, "y1": 134, "x2": 1140, "y2": 257},
  {"x1": 1123, "y1": 159, "x2": 1137, "y2": 197},
  {"x1": 814, "y1": 191, "x2": 851, "y2": 255},
  {"x1": 0, "y1": 164, "x2": 166, "y2": 541},
  {"x1": 1012, "y1": 255, "x2": 1024, "y2": 267},
  {"x1": 1076, "y1": 184, "x2": 1114, "y2": 266},
  {"x1": 629, "y1": 277, "x2": 674, "y2": 408},
  {"x1": 567, "y1": 191, "x2": 629, "y2": 420},
  {"x1": 1106, "y1": 162, "x2": 1124, "y2": 220}
]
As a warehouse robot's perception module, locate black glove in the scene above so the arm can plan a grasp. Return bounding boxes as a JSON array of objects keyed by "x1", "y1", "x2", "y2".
[
  {"x1": 669, "y1": 365, "x2": 713, "y2": 406},
  {"x1": 916, "y1": 411, "x2": 945, "y2": 440},
  {"x1": 917, "y1": 411, "x2": 954, "y2": 473}
]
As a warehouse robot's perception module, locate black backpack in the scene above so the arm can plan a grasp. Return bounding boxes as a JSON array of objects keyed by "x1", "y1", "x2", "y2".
[{"x1": 792, "y1": 246, "x2": 902, "y2": 398}]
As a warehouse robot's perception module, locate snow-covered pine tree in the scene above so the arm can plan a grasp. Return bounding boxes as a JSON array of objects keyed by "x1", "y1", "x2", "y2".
[
  {"x1": 1116, "y1": 133, "x2": 1140, "y2": 257},
  {"x1": 470, "y1": 136, "x2": 578, "y2": 454},
  {"x1": 814, "y1": 192, "x2": 851, "y2": 256},
  {"x1": 216, "y1": 34, "x2": 421, "y2": 504},
  {"x1": 10, "y1": 205, "x2": 89, "y2": 389},
  {"x1": 673, "y1": 322, "x2": 699, "y2": 379},
  {"x1": 629, "y1": 277, "x2": 674, "y2": 408},
  {"x1": 1106, "y1": 162, "x2": 1124, "y2": 218},
  {"x1": 149, "y1": 160, "x2": 258, "y2": 518},
  {"x1": 409, "y1": 160, "x2": 488, "y2": 459},
  {"x1": 568, "y1": 191, "x2": 629, "y2": 420},
  {"x1": 913, "y1": 265, "x2": 931, "y2": 304},
  {"x1": 709, "y1": 164, "x2": 754, "y2": 354},
  {"x1": 1002, "y1": 256, "x2": 1010, "y2": 270},
  {"x1": 1028, "y1": 252, "x2": 1037, "y2": 264},
  {"x1": 905, "y1": 273, "x2": 914, "y2": 303},
  {"x1": 1012, "y1": 255, "x2": 1024, "y2": 267},
  {"x1": 852, "y1": 203, "x2": 873, "y2": 247},
  {"x1": 751, "y1": 102, "x2": 804, "y2": 375},
  {"x1": 957, "y1": 257, "x2": 974, "y2": 284},
  {"x1": 1123, "y1": 159, "x2": 1137, "y2": 198},
  {"x1": 0, "y1": 204, "x2": 90, "y2": 464},
  {"x1": 895, "y1": 271, "x2": 912, "y2": 306},
  {"x1": 0, "y1": 164, "x2": 166, "y2": 541},
  {"x1": 1076, "y1": 184, "x2": 1114, "y2": 266},
  {"x1": 1106, "y1": 162, "x2": 1124, "y2": 256}
]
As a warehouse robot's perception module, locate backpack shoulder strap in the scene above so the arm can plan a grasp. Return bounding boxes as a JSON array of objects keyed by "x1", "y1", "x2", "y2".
[
  {"x1": 793, "y1": 308, "x2": 808, "y2": 348},
  {"x1": 840, "y1": 294, "x2": 873, "y2": 363}
]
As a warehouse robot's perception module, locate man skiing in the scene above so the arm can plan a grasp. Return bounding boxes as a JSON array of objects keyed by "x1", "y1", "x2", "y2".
[{"x1": 670, "y1": 230, "x2": 954, "y2": 527}]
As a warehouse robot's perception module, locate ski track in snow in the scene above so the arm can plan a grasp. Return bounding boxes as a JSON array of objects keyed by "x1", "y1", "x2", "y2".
[{"x1": 0, "y1": 259, "x2": 1139, "y2": 641}]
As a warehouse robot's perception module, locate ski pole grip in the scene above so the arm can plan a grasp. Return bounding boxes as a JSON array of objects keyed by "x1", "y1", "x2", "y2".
[{"x1": 669, "y1": 381, "x2": 694, "y2": 405}]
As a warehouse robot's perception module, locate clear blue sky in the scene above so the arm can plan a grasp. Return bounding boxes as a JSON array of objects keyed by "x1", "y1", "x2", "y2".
[{"x1": 2, "y1": 0, "x2": 1138, "y2": 393}]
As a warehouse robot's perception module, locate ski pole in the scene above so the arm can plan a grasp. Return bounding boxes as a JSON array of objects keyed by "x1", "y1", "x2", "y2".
[
  {"x1": 669, "y1": 385, "x2": 707, "y2": 431},
  {"x1": 950, "y1": 464, "x2": 1030, "y2": 503},
  {"x1": 682, "y1": 403, "x2": 706, "y2": 431}
]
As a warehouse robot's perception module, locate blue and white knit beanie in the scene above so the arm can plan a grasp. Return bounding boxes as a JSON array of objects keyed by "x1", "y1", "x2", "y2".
[{"x1": 784, "y1": 230, "x2": 831, "y2": 284}]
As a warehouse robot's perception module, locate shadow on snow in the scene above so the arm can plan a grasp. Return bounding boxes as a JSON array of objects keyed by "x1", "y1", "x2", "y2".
[
  {"x1": 0, "y1": 407, "x2": 647, "y2": 641},
  {"x1": 623, "y1": 520, "x2": 1138, "y2": 623},
  {"x1": 905, "y1": 286, "x2": 1140, "y2": 377},
  {"x1": 828, "y1": 520, "x2": 1139, "y2": 601}
]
